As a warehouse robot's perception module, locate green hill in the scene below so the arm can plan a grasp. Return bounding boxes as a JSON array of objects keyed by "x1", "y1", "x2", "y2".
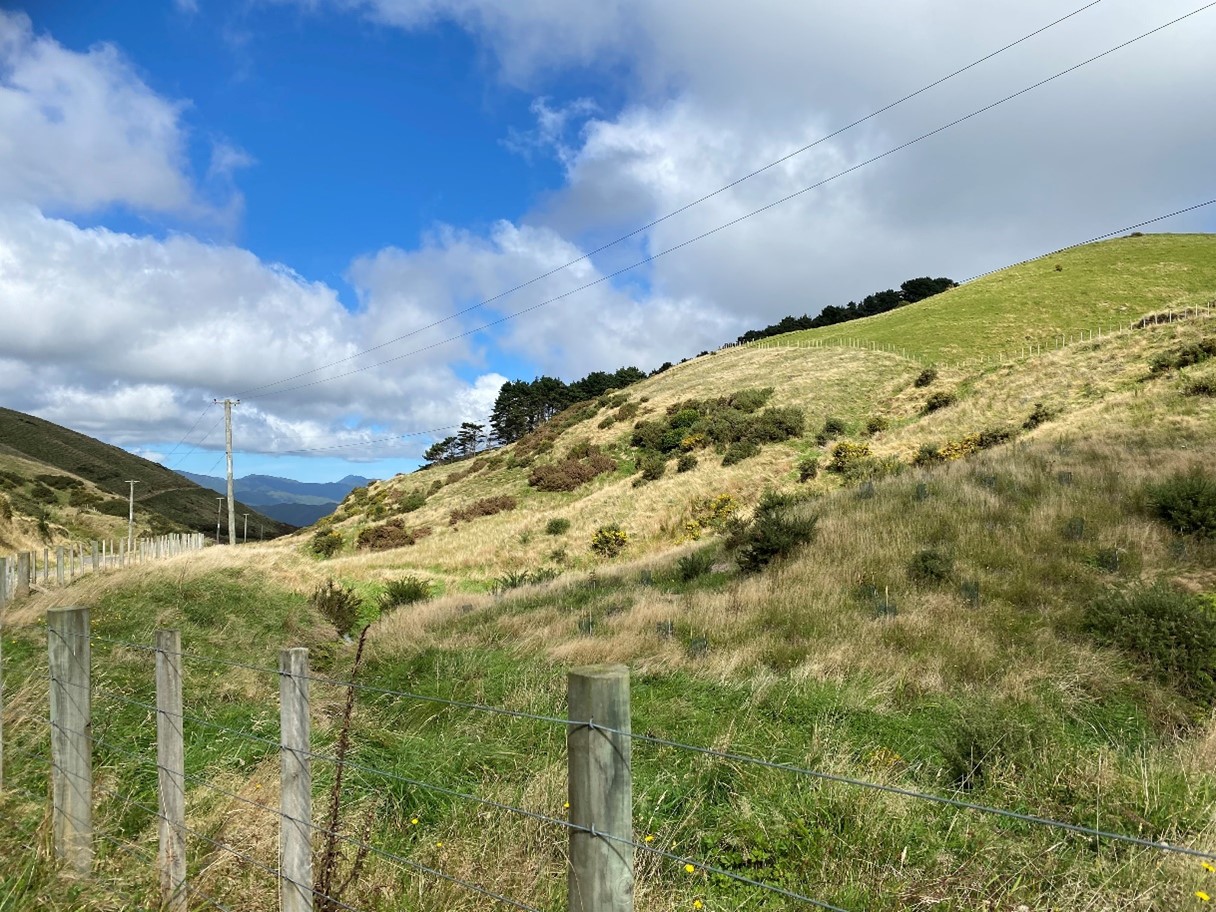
[
  {"x1": 771, "y1": 233, "x2": 1216, "y2": 363},
  {"x1": 2, "y1": 235, "x2": 1215, "y2": 911},
  {"x1": 0, "y1": 407, "x2": 294, "y2": 545}
]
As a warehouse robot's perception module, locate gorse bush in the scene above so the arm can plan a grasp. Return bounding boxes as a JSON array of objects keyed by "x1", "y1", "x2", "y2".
[
  {"x1": 356, "y1": 519, "x2": 431, "y2": 551},
  {"x1": 1146, "y1": 469, "x2": 1216, "y2": 537},
  {"x1": 449, "y1": 495, "x2": 518, "y2": 524},
  {"x1": 1083, "y1": 583, "x2": 1216, "y2": 704},
  {"x1": 591, "y1": 523, "x2": 629, "y2": 558},
  {"x1": 528, "y1": 451, "x2": 616, "y2": 492},
  {"x1": 922, "y1": 391, "x2": 956, "y2": 413},
  {"x1": 379, "y1": 575, "x2": 434, "y2": 611},
  {"x1": 676, "y1": 548, "x2": 716, "y2": 582},
  {"x1": 311, "y1": 528, "x2": 344, "y2": 558},
  {"x1": 815, "y1": 416, "x2": 847, "y2": 446},
  {"x1": 797, "y1": 455, "x2": 819, "y2": 482},
  {"x1": 676, "y1": 453, "x2": 698, "y2": 473},
  {"x1": 908, "y1": 548, "x2": 953, "y2": 584},
  {"x1": 1148, "y1": 338, "x2": 1216, "y2": 373},
  {"x1": 311, "y1": 579, "x2": 362, "y2": 636},
  {"x1": 721, "y1": 439, "x2": 760, "y2": 466},
  {"x1": 865, "y1": 416, "x2": 889, "y2": 435},
  {"x1": 545, "y1": 517, "x2": 571, "y2": 536},
  {"x1": 629, "y1": 387, "x2": 802, "y2": 460},
  {"x1": 1023, "y1": 402, "x2": 1054, "y2": 430},
  {"x1": 637, "y1": 452, "x2": 667, "y2": 482},
  {"x1": 914, "y1": 367, "x2": 938, "y2": 388},
  {"x1": 730, "y1": 490, "x2": 818, "y2": 573}
]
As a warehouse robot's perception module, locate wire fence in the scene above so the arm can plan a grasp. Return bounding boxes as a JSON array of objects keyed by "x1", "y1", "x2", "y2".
[
  {"x1": 0, "y1": 532, "x2": 206, "y2": 605},
  {"x1": 2, "y1": 611, "x2": 1214, "y2": 911}
]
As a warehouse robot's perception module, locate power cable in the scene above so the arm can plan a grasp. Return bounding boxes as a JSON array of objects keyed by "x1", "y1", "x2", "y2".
[
  {"x1": 246, "y1": 2, "x2": 1216, "y2": 402},
  {"x1": 234, "y1": 0, "x2": 1109, "y2": 399}
]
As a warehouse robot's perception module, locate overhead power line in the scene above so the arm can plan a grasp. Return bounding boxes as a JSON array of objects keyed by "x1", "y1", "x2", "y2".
[
  {"x1": 246, "y1": 1, "x2": 1216, "y2": 402},
  {"x1": 234, "y1": 0, "x2": 1109, "y2": 400}
]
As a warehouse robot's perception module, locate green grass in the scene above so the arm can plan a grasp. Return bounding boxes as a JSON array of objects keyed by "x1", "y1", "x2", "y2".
[{"x1": 777, "y1": 234, "x2": 1216, "y2": 362}]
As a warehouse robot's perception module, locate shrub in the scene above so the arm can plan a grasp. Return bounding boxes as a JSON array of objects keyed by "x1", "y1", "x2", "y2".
[
  {"x1": 976, "y1": 427, "x2": 1014, "y2": 449},
  {"x1": 1083, "y1": 583, "x2": 1216, "y2": 703},
  {"x1": 379, "y1": 576, "x2": 433, "y2": 610},
  {"x1": 529, "y1": 453, "x2": 616, "y2": 492},
  {"x1": 1184, "y1": 375, "x2": 1216, "y2": 397},
  {"x1": 731, "y1": 490, "x2": 818, "y2": 573},
  {"x1": 676, "y1": 548, "x2": 716, "y2": 582},
  {"x1": 392, "y1": 489, "x2": 427, "y2": 514},
  {"x1": 913, "y1": 444, "x2": 945, "y2": 467},
  {"x1": 797, "y1": 455, "x2": 819, "y2": 482},
  {"x1": 1150, "y1": 338, "x2": 1216, "y2": 373},
  {"x1": 591, "y1": 524, "x2": 629, "y2": 558},
  {"x1": 908, "y1": 548, "x2": 953, "y2": 584},
  {"x1": 545, "y1": 517, "x2": 571, "y2": 536},
  {"x1": 827, "y1": 441, "x2": 871, "y2": 474},
  {"x1": 676, "y1": 453, "x2": 698, "y2": 473},
  {"x1": 450, "y1": 495, "x2": 518, "y2": 524},
  {"x1": 311, "y1": 529, "x2": 344, "y2": 558},
  {"x1": 1146, "y1": 469, "x2": 1216, "y2": 537},
  {"x1": 922, "y1": 391, "x2": 956, "y2": 413},
  {"x1": 356, "y1": 519, "x2": 431, "y2": 551},
  {"x1": 914, "y1": 367, "x2": 938, "y2": 388},
  {"x1": 37, "y1": 474, "x2": 82, "y2": 490},
  {"x1": 721, "y1": 439, "x2": 760, "y2": 466},
  {"x1": 616, "y1": 402, "x2": 640, "y2": 421},
  {"x1": 815, "y1": 416, "x2": 847, "y2": 446},
  {"x1": 637, "y1": 452, "x2": 667, "y2": 482},
  {"x1": 1023, "y1": 402, "x2": 1054, "y2": 430},
  {"x1": 865, "y1": 416, "x2": 889, "y2": 435},
  {"x1": 311, "y1": 579, "x2": 362, "y2": 636},
  {"x1": 598, "y1": 415, "x2": 616, "y2": 429}
]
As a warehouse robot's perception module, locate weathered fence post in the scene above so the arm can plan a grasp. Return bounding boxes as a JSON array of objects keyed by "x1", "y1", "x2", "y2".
[
  {"x1": 155, "y1": 630, "x2": 187, "y2": 911},
  {"x1": 567, "y1": 664, "x2": 633, "y2": 912},
  {"x1": 279, "y1": 648, "x2": 312, "y2": 912},
  {"x1": 16, "y1": 553, "x2": 30, "y2": 599},
  {"x1": 48, "y1": 606, "x2": 92, "y2": 876},
  {"x1": 90, "y1": 541, "x2": 99, "y2": 573},
  {"x1": 56, "y1": 547, "x2": 65, "y2": 586},
  {"x1": 42, "y1": 548, "x2": 49, "y2": 584}
]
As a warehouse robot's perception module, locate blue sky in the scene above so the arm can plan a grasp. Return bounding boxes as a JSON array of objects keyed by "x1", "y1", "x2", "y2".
[{"x1": 1, "y1": 1, "x2": 1214, "y2": 482}]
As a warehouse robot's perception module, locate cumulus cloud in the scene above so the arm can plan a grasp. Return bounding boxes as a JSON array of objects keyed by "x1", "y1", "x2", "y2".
[
  {"x1": 0, "y1": 205, "x2": 504, "y2": 460},
  {"x1": 0, "y1": 9, "x2": 239, "y2": 220}
]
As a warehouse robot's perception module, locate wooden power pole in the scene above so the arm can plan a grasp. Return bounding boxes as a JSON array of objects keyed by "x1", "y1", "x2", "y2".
[{"x1": 215, "y1": 399, "x2": 240, "y2": 545}]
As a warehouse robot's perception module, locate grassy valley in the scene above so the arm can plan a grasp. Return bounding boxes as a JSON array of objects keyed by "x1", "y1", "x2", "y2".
[{"x1": 2, "y1": 235, "x2": 1216, "y2": 910}]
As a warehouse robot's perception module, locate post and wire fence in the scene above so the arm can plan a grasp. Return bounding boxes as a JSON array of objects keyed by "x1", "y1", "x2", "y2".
[
  {"x1": 1, "y1": 606, "x2": 1215, "y2": 910},
  {"x1": 0, "y1": 532, "x2": 206, "y2": 604}
]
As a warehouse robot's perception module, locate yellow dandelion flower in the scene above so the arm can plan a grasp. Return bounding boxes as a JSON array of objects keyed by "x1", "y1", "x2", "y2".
[
  {"x1": 410, "y1": 818, "x2": 419, "y2": 825},
  {"x1": 1205, "y1": 862, "x2": 1216, "y2": 873},
  {"x1": 644, "y1": 835, "x2": 655, "y2": 843},
  {"x1": 693, "y1": 901, "x2": 703, "y2": 910},
  {"x1": 684, "y1": 864, "x2": 696, "y2": 874},
  {"x1": 1197, "y1": 891, "x2": 1210, "y2": 902},
  {"x1": 436, "y1": 841, "x2": 444, "y2": 848},
  {"x1": 563, "y1": 802, "x2": 570, "y2": 810}
]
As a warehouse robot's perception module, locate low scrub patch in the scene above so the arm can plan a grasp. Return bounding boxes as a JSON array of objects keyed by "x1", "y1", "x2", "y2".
[
  {"x1": 311, "y1": 578, "x2": 362, "y2": 636},
  {"x1": 494, "y1": 566, "x2": 562, "y2": 593},
  {"x1": 1146, "y1": 469, "x2": 1216, "y2": 537},
  {"x1": 545, "y1": 517, "x2": 571, "y2": 535},
  {"x1": 529, "y1": 451, "x2": 616, "y2": 492},
  {"x1": 1149, "y1": 337, "x2": 1216, "y2": 373},
  {"x1": 908, "y1": 548, "x2": 953, "y2": 584},
  {"x1": 914, "y1": 367, "x2": 938, "y2": 388},
  {"x1": 1083, "y1": 583, "x2": 1216, "y2": 704},
  {"x1": 922, "y1": 390, "x2": 956, "y2": 413},
  {"x1": 311, "y1": 528, "x2": 344, "y2": 558},
  {"x1": 356, "y1": 518, "x2": 432, "y2": 551},
  {"x1": 630, "y1": 388, "x2": 803, "y2": 459},
  {"x1": 591, "y1": 523, "x2": 629, "y2": 558},
  {"x1": 729, "y1": 490, "x2": 818, "y2": 573},
  {"x1": 379, "y1": 576, "x2": 434, "y2": 611},
  {"x1": 449, "y1": 495, "x2": 518, "y2": 524}
]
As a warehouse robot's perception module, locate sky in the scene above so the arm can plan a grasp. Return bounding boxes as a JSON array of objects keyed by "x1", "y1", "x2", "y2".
[{"x1": 0, "y1": 1, "x2": 1213, "y2": 483}]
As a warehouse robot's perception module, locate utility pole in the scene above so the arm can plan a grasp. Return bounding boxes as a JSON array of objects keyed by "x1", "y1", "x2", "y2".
[
  {"x1": 242, "y1": 514, "x2": 249, "y2": 544},
  {"x1": 215, "y1": 497, "x2": 224, "y2": 544},
  {"x1": 125, "y1": 480, "x2": 140, "y2": 551},
  {"x1": 215, "y1": 398, "x2": 240, "y2": 546}
]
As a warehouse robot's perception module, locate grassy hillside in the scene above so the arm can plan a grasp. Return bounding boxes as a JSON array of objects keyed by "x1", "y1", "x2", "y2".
[
  {"x1": 0, "y1": 407, "x2": 294, "y2": 543},
  {"x1": 774, "y1": 233, "x2": 1216, "y2": 363},
  {"x1": 2, "y1": 235, "x2": 1215, "y2": 910}
]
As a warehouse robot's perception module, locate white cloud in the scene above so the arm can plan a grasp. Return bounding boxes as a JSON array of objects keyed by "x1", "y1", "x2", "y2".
[{"x1": 0, "y1": 9, "x2": 232, "y2": 219}]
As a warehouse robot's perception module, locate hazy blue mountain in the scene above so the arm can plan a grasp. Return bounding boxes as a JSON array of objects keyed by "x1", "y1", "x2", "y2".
[{"x1": 177, "y1": 471, "x2": 372, "y2": 525}]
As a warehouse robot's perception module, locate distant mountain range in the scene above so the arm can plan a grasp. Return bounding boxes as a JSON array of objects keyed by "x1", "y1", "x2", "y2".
[{"x1": 177, "y1": 471, "x2": 372, "y2": 527}]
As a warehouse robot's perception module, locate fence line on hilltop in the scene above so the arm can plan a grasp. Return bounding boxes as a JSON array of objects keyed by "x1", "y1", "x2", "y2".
[{"x1": 2, "y1": 608, "x2": 1214, "y2": 910}]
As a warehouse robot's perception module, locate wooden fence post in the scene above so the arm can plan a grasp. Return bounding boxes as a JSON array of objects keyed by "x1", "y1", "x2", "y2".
[
  {"x1": 90, "y1": 541, "x2": 99, "y2": 573},
  {"x1": 48, "y1": 606, "x2": 92, "y2": 876},
  {"x1": 156, "y1": 630, "x2": 187, "y2": 911},
  {"x1": 56, "y1": 547, "x2": 65, "y2": 586},
  {"x1": 280, "y1": 648, "x2": 312, "y2": 912},
  {"x1": 16, "y1": 553, "x2": 30, "y2": 599},
  {"x1": 568, "y1": 664, "x2": 633, "y2": 912}
]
